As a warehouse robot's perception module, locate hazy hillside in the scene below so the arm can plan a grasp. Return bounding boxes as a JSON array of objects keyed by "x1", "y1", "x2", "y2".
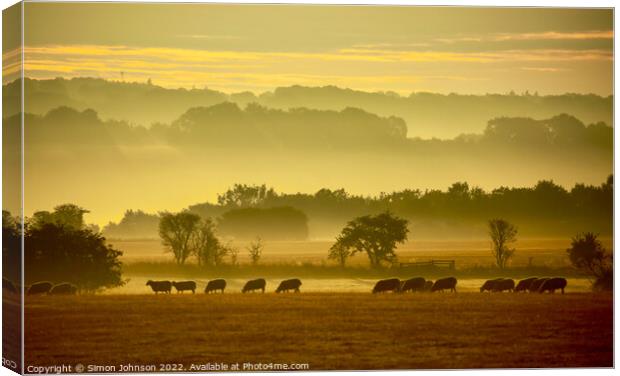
[
  {"x1": 3, "y1": 78, "x2": 613, "y2": 138},
  {"x1": 260, "y1": 86, "x2": 613, "y2": 139},
  {"x1": 4, "y1": 103, "x2": 612, "y2": 226}
]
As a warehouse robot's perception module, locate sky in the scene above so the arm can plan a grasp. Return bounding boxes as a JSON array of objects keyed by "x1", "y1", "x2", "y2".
[{"x1": 3, "y1": 3, "x2": 613, "y2": 95}]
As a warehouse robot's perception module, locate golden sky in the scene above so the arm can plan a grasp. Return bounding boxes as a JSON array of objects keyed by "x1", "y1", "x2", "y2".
[{"x1": 5, "y1": 4, "x2": 614, "y2": 94}]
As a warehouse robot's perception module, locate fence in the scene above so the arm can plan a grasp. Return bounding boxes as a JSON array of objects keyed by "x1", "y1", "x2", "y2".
[{"x1": 399, "y1": 260, "x2": 456, "y2": 270}]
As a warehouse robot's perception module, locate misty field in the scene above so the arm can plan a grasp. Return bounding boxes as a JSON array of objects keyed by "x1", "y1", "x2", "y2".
[
  {"x1": 25, "y1": 293, "x2": 612, "y2": 370},
  {"x1": 111, "y1": 238, "x2": 613, "y2": 266},
  {"x1": 107, "y1": 238, "x2": 605, "y2": 295}
]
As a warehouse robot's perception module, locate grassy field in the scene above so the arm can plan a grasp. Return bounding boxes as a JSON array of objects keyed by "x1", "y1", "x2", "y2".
[{"x1": 25, "y1": 293, "x2": 612, "y2": 370}]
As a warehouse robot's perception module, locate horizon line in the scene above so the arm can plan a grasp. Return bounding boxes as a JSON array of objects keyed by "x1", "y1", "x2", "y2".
[{"x1": 3, "y1": 76, "x2": 614, "y2": 98}]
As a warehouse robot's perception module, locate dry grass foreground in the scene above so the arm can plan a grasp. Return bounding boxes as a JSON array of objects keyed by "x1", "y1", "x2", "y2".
[{"x1": 25, "y1": 293, "x2": 612, "y2": 370}]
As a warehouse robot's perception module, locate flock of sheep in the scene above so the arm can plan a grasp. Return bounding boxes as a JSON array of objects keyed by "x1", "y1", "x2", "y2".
[
  {"x1": 145, "y1": 278, "x2": 301, "y2": 294},
  {"x1": 372, "y1": 276, "x2": 568, "y2": 294},
  {"x1": 2, "y1": 275, "x2": 567, "y2": 296},
  {"x1": 3, "y1": 279, "x2": 78, "y2": 295},
  {"x1": 144, "y1": 276, "x2": 567, "y2": 294}
]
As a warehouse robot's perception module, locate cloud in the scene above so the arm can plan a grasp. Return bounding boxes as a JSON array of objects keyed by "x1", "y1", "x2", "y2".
[
  {"x1": 15, "y1": 44, "x2": 613, "y2": 79},
  {"x1": 3, "y1": 42, "x2": 611, "y2": 93},
  {"x1": 520, "y1": 67, "x2": 570, "y2": 73},
  {"x1": 492, "y1": 30, "x2": 613, "y2": 41},
  {"x1": 436, "y1": 30, "x2": 613, "y2": 44}
]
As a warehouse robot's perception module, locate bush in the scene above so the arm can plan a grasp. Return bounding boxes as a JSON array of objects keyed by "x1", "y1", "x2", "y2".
[{"x1": 25, "y1": 223, "x2": 124, "y2": 292}]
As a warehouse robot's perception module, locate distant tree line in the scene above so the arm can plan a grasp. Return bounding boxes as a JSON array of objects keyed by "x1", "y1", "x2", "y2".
[
  {"x1": 5, "y1": 78, "x2": 612, "y2": 138},
  {"x1": 103, "y1": 210, "x2": 160, "y2": 239},
  {"x1": 104, "y1": 177, "x2": 612, "y2": 240},
  {"x1": 12, "y1": 103, "x2": 611, "y2": 152}
]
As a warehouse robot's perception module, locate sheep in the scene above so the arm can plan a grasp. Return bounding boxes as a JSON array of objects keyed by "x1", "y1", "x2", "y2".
[
  {"x1": 146, "y1": 280, "x2": 172, "y2": 294},
  {"x1": 528, "y1": 278, "x2": 550, "y2": 293},
  {"x1": 205, "y1": 279, "x2": 226, "y2": 294},
  {"x1": 27, "y1": 281, "x2": 53, "y2": 295},
  {"x1": 372, "y1": 278, "x2": 401, "y2": 293},
  {"x1": 242, "y1": 278, "x2": 266, "y2": 293},
  {"x1": 172, "y1": 281, "x2": 196, "y2": 294},
  {"x1": 492, "y1": 278, "x2": 515, "y2": 292},
  {"x1": 400, "y1": 277, "x2": 426, "y2": 293},
  {"x1": 431, "y1": 277, "x2": 457, "y2": 293},
  {"x1": 49, "y1": 283, "x2": 77, "y2": 295},
  {"x1": 514, "y1": 277, "x2": 538, "y2": 292},
  {"x1": 275, "y1": 279, "x2": 302, "y2": 293},
  {"x1": 538, "y1": 277, "x2": 567, "y2": 294},
  {"x1": 480, "y1": 278, "x2": 503, "y2": 292}
]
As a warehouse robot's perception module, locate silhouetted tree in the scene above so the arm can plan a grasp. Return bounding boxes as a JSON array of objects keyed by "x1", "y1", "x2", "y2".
[
  {"x1": 332, "y1": 212, "x2": 409, "y2": 268},
  {"x1": 228, "y1": 246, "x2": 239, "y2": 266},
  {"x1": 215, "y1": 243, "x2": 234, "y2": 266},
  {"x1": 247, "y1": 237, "x2": 263, "y2": 265},
  {"x1": 328, "y1": 242, "x2": 352, "y2": 267},
  {"x1": 567, "y1": 232, "x2": 612, "y2": 291},
  {"x1": 217, "y1": 184, "x2": 276, "y2": 208},
  {"x1": 488, "y1": 219, "x2": 518, "y2": 269},
  {"x1": 29, "y1": 204, "x2": 89, "y2": 230},
  {"x1": 191, "y1": 218, "x2": 229, "y2": 267},
  {"x1": 159, "y1": 211, "x2": 201, "y2": 265},
  {"x1": 25, "y1": 223, "x2": 123, "y2": 292}
]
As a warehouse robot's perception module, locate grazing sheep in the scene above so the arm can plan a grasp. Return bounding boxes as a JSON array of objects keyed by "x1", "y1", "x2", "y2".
[
  {"x1": 528, "y1": 278, "x2": 550, "y2": 293},
  {"x1": 49, "y1": 283, "x2": 77, "y2": 295},
  {"x1": 492, "y1": 278, "x2": 515, "y2": 292},
  {"x1": 146, "y1": 280, "x2": 172, "y2": 294},
  {"x1": 423, "y1": 280, "x2": 434, "y2": 292},
  {"x1": 205, "y1": 279, "x2": 226, "y2": 294},
  {"x1": 27, "y1": 281, "x2": 53, "y2": 295},
  {"x1": 372, "y1": 278, "x2": 401, "y2": 294},
  {"x1": 242, "y1": 278, "x2": 266, "y2": 293},
  {"x1": 539, "y1": 277, "x2": 567, "y2": 294},
  {"x1": 514, "y1": 277, "x2": 538, "y2": 292},
  {"x1": 172, "y1": 281, "x2": 196, "y2": 294},
  {"x1": 480, "y1": 278, "x2": 503, "y2": 292},
  {"x1": 2, "y1": 278, "x2": 17, "y2": 294},
  {"x1": 400, "y1": 277, "x2": 426, "y2": 293},
  {"x1": 276, "y1": 278, "x2": 302, "y2": 293},
  {"x1": 431, "y1": 277, "x2": 457, "y2": 293}
]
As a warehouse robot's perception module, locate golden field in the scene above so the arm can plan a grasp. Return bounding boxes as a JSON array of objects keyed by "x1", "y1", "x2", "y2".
[{"x1": 24, "y1": 292, "x2": 612, "y2": 370}]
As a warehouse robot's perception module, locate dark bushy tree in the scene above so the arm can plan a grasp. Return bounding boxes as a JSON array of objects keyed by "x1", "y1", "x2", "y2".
[
  {"x1": 331, "y1": 212, "x2": 408, "y2": 268},
  {"x1": 29, "y1": 204, "x2": 89, "y2": 230},
  {"x1": 25, "y1": 223, "x2": 123, "y2": 292},
  {"x1": 567, "y1": 232, "x2": 612, "y2": 291}
]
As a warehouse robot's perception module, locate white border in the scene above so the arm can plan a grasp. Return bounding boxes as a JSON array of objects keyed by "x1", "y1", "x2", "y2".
[{"x1": 0, "y1": 2, "x2": 616, "y2": 376}]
